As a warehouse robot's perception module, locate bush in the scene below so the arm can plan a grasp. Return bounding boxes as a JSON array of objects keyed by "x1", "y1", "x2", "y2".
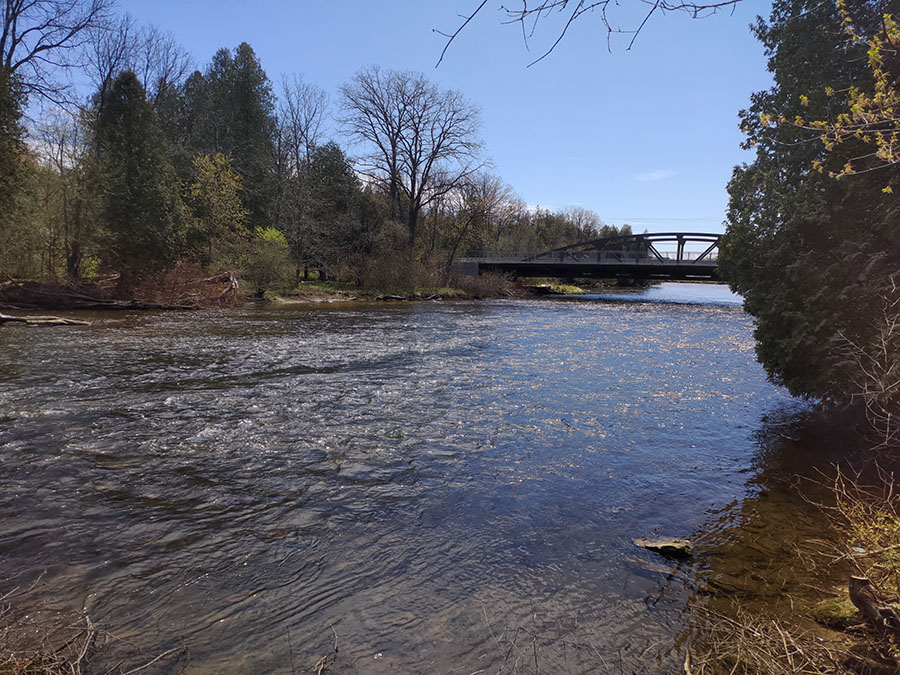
[{"x1": 244, "y1": 227, "x2": 292, "y2": 295}]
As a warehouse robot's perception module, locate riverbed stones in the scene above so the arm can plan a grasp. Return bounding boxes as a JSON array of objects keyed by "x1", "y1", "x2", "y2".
[{"x1": 632, "y1": 537, "x2": 693, "y2": 559}]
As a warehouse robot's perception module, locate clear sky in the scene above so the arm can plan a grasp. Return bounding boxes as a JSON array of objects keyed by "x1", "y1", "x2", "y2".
[{"x1": 116, "y1": 0, "x2": 774, "y2": 235}]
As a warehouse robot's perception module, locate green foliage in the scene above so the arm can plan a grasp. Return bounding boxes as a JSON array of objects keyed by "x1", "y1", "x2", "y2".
[
  {"x1": 94, "y1": 71, "x2": 187, "y2": 284},
  {"x1": 245, "y1": 226, "x2": 292, "y2": 294},
  {"x1": 0, "y1": 67, "x2": 24, "y2": 219},
  {"x1": 187, "y1": 152, "x2": 249, "y2": 268},
  {"x1": 721, "y1": 0, "x2": 900, "y2": 420},
  {"x1": 0, "y1": 66, "x2": 33, "y2": 279},
  {"x1": 184, "y1": 43, "x2": 277, "y2": 229},
  {"x1": 796, "y1": 3, "x2": 900, "y2": 178}
]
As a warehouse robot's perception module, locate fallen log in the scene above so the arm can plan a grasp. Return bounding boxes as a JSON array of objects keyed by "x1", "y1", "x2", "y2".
[
  {"x1": 0, "y1": 312, "x2": 90, "y2": 326},
  {"x1": 0, "y1": 281, "x2": 195, "y2": 311}
]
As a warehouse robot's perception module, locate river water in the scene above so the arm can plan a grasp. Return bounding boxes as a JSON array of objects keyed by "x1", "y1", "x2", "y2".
[{"x1": 0, "y1": 283, "x2": 825, "y2": 673}]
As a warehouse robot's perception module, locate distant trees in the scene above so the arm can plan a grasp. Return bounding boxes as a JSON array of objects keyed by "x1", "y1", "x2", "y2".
[
  {"x1": 0, "y1": 12, "x2": 618, "y2": 295},
  {"x1": 340, "y1": 66, "x2": 483, "y2": 249}
]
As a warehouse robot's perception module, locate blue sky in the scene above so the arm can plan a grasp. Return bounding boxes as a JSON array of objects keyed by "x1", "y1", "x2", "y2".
[{"x1": 117, "y1": 0, "x2": 774, "y2": 235}]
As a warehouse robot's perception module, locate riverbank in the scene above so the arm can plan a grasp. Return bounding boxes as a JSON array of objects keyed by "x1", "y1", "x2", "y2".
[
  {"x1": 0, "y1": 273, "x2": 537, "y2": 312},
  {"x1": 683, "y1": 407, "x2": 900, "y2": 674},
  {"x1": 0, "y1": 275, "x2": 617, "y2": 314}
]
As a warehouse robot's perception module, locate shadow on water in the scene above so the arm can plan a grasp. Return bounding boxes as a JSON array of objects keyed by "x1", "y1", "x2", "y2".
[
  {"x1": 674, "y1": 404, "x2": 892, "y2": 667},
  {"x1": 0, "y1": 286, "x2": 874, "y2": 673}
]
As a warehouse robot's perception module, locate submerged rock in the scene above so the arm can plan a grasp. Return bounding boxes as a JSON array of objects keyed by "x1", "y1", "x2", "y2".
[{"x1": 633, "y1": 537, "x2": 693, "y2": 559}]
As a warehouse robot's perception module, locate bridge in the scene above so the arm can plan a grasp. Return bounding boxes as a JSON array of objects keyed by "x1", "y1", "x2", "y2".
[{"x1": 459, "y1": 232, "x2": 722, "y2": 282}]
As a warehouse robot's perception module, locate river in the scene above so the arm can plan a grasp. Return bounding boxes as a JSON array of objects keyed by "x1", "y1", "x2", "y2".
[{"x1": 0, "y1": 282, "x2": 833, "y2": 673}]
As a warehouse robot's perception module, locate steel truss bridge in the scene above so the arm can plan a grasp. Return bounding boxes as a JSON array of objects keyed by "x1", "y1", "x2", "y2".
[{"x1": 460, "y1": 232, "x2": 722, "y2": 282}]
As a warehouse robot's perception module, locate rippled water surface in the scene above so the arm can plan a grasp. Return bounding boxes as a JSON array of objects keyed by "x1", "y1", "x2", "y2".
[{"x1": 0, "y1": 283, "x2": 804, "y2": 673}]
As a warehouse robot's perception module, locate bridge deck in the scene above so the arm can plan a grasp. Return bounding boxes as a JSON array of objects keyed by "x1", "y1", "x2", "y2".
[{"x1": 462, "y1": 256, "x2": 720, "y2": 281}]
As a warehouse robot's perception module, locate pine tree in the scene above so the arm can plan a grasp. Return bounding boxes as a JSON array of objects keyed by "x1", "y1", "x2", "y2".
[
  {"x1": 184, "y1": 43, "x2": 277, "y2": 229},
  {"x1": 95, "y1": 71, "x2": 186, "y2": 287}
]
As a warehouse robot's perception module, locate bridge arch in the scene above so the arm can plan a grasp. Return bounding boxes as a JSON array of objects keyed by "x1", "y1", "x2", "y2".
[{"x1": 529, "y1": 232, "x2": 721, "y2": 265}]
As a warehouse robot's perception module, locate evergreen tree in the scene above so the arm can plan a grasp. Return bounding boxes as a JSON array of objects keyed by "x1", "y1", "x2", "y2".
[
  {"x1": 0, "y1": 66, "x2": 43, "y2": 280},
  {"x1": 303, "y1": 142, "x2": 381, "y2": 278},
  {"x1": 0, "y1": 66, "x2": 25, "y2": 223},
  {"x1": 184, "y1": 43, "x2": 277, "y2": 229},
  {"x1": 94, "y1": 71, "x2": 186, "y2": 286},
  {"x1": 721, "y1": 0, "x2": 900, "y2": 422}
]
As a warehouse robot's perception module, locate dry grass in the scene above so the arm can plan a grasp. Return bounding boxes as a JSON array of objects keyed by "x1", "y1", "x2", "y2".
[
  {"x1": 0, "y1": 580, "x2": 96, "y2": 675},
  {"x1": 0, "y1": 578, "x2": 185, "y2": 675},
  {"x1": 828, "y1": 467, "x2": 900, "y2": 603},
  {"x1": 689, "y1": 465, "x2": 900, "y2": 674},
  {"x1": 686, "y1": 606, "x2": 852, "y2": 675}
]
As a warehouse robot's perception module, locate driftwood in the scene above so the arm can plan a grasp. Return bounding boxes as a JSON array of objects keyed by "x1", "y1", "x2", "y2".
[
  {"x1": 0, "y1": 281, "x2": 193, "y2": 311},
  {"x1": 203, "y1": 271, "x2": 240, "y2": 300},
  {"x1": 0, "y1": 312, "x2": 89, "y2": 326}
]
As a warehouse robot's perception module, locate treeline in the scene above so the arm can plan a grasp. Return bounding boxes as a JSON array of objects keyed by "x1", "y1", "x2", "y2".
[{"x1": 0, "y1": 13, "x2": 628, "y2": 295}]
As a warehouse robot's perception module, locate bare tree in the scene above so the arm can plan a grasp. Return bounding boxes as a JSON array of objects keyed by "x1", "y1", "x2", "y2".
[
  {"x1": 436, "y1": 0, "x2": 742, "y2": 66},
  {"x1": 340, "y1": 66, "x2": 484, "y2": 249},
  {"x1": 279, "y1": 74, "x2": 327, "y2": 170},
  {"x1": 34, "y1": 107, "x2": 96, "y2": 277},
  {"x1": 562, "y1": 205, "x2": 603, "y2": 240},
  {"x1": 133, "y1": 25, "x2": 191, "y2": 103},
  {"x1": 84, "y1": 13, "x2": 135, "y2": 104},
  {"x1": 1, "y1": 0, "x2": 113, "y2": 103},
  {"x1": 840, "y1": 276, "x2": 900, "y2": 448},
  {"x1": 271, "y1": 75, "x2": 327, "y2": 266},
  {"x1": 339, "y1": 66, "x2": 405, "y2": 220},
  {"x1": 85, "y1": 15, "x2": 191, "y2": 105}
]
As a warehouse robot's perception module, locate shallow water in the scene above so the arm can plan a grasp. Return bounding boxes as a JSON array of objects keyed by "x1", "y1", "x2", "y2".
[{"x1": 0, "y1": 283, "x2": 817, "y2": 673}]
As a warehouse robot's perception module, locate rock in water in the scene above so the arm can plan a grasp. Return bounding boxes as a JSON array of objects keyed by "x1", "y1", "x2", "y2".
[{"x1": 633, "y1": 537, "x2": 693, "y2": 559}]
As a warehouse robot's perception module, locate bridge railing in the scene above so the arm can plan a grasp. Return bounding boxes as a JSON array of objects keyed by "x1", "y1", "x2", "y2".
[{"x1": 462, "y1": 250, "x2": 719, "y2": 264}]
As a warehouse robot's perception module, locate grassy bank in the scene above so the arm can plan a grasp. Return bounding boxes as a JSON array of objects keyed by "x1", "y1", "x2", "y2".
[{"x1": 689, "y1": 465, "x2": 900, "y2": 674}]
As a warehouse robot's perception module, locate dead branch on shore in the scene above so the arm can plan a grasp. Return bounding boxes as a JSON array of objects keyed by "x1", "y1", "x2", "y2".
[
  {"x1": 202, "y1": 271, "x2": 240, "y2": 300},
  {"x1": 0, "y1": 281, "x2": 194, "y2": 311}
]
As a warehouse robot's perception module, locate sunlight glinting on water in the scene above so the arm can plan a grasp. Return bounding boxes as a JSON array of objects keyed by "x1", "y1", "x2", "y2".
[{"x1": 0, "y1": 285, "x2": 805, "y2": 673}]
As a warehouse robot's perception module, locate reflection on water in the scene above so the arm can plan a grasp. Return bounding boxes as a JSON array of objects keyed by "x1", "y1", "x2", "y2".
[{"x1": 0, "y1": 283, "x2": 823, "y2": 673}]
